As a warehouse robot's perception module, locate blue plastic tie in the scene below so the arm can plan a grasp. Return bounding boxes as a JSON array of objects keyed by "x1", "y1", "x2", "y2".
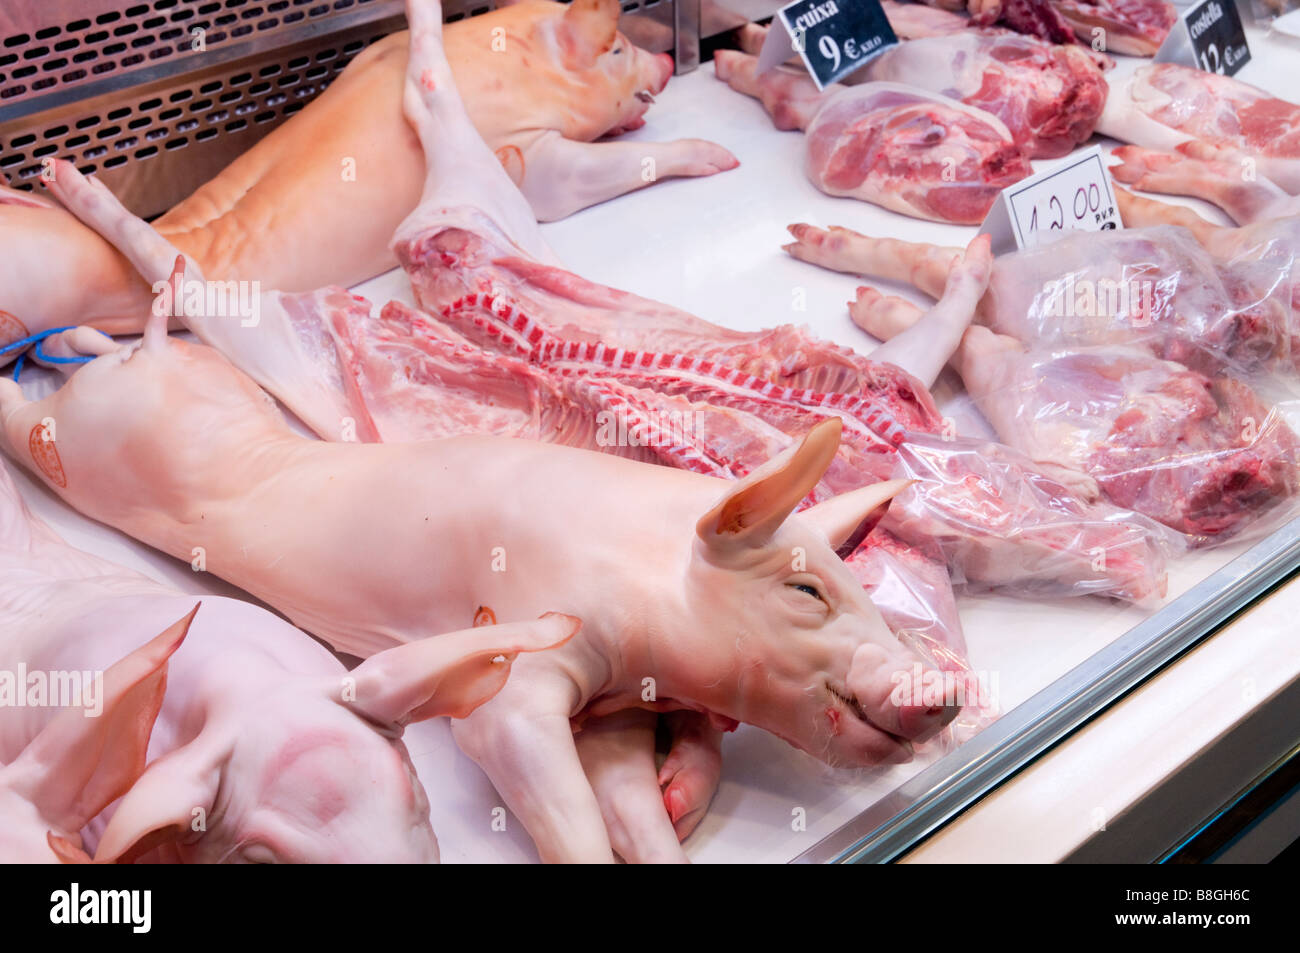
[{"x1": 1, "y1": 326, "x2": 99, "y2": 382}]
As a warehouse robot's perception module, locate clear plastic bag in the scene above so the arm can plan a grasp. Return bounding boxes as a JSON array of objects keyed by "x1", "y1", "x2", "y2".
[
  {"x1": 878, "y1": 431, "x2": 1176, "y2": 604},
  {"x1": 964, "y1": 339, "x2": 1300, "y2": 545},
  {"x1": 983, "y1": 225, "x2": 1298, "y2": 387}
]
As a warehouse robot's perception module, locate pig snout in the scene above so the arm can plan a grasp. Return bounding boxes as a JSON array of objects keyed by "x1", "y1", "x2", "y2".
[
  {"x1": 847, "y1": 643, "x2": 961, "y2": 745},
  {"x1": 651, "y1": 53, "x2": 673, "y2": 94}
]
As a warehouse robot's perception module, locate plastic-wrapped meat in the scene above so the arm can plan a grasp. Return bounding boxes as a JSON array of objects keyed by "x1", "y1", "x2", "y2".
[
  {"x1": 862, "y1": 30, "x2": 1107, "y2": 158},
  {"x1": 880, "y1": 432, "x2": 1170, "y2": 603},
  {"x1": 804, "y1": 83, "x2": 1032, "y2": 224},
  {"x1": 982, "y1": 225, "x2": 1295, "y2": 378},
  {"x1": 712, "y1": 51, "x2": 1031, "y2": 225},
  {"x1": 1045, "y1": 0, "x2": 1176, "y2": 56},
  {"x1": 1100, "y1": 64, "x2": 1300, "y2": 191},
  {"x1": 959, "y1": 337, "x2": 1300, "y2": 540},
  {"x1": 783, "y1": 221, "x2": 1296, "y2": 380}
]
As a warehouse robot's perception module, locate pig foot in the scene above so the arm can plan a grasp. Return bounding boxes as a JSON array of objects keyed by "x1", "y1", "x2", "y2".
[
  {"x1": 713, "y1": 50, "x2": 828, "y2": 132},
  {"x1": 1111, "y1": 185, "x2": 1227, "y2": 249},
  {"x1": 849, "y1": 286, "x2": 923, "y2": 342},
  {"x1": 518, "y1": 132, "x2": 739, "y2": 222},
  {"x1": 576, "y1": 709, "x2": 690, "y2": 863},
  {"x1": 657, "y1": 711, "x2": 723, "y2": 842},
  {"x1": 870, "y1": 235, "x2": 992, "y2": 389},
  {"x1": 783, "y1": 224, "x2": 957, "y2": 298},
  {"x1": 1110, "y1": 145, "x2": 1298, "y2": 225}
]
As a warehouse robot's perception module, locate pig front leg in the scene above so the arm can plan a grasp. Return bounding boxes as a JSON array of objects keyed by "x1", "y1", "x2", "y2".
[
  {"x1": 450, "y1": 669, "x2": 614, "y2": 863},
  {"x1": 516, "y1": 131, "x2": 738, "y2": 222},
  {"x1": 658, "y1": 711, "x2": 723, "y2": 841},
  {"x1": 783, "y1": 224, "x2": 957, "y2": 299},
  {"x1": 576, "y1": 709, "x2": 689, "y2": 863}
]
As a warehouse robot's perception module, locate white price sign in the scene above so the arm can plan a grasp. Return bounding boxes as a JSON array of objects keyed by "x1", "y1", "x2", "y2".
[{"x1": 979, "y1": 146, "x2": 1122, "y2": 253}]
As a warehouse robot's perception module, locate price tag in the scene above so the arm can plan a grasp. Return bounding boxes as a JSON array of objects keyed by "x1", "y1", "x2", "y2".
[
  {"x1": 755, "y1": 0, "x2": 898, "y2": 91},
  {"x1": 1154, "y1": 0, "x2": 1251, "y2": 76},
  {"x1": 978, "y1": 146, "x2": 1122, "y2": 253}
]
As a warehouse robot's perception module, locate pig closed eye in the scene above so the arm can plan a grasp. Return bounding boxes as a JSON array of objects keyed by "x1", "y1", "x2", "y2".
[{"x1": 786, "y1": 582, "x2": 827, "y2": 604}]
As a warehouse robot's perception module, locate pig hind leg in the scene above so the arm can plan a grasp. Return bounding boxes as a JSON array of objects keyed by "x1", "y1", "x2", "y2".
[{"x1": 394, "y1": 0, "x2": 556, "y2": 264}]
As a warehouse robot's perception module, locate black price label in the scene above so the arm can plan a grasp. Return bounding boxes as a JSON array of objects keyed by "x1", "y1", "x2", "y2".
[
  {"x1": 776, "y1": 0, "x2": 898, "y2": 90},
  {"x1": 1183, "y1": 0, "x2": 1250, "y2": 76}
]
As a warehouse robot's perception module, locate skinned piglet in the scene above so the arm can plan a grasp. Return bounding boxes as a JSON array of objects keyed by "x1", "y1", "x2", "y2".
[
  {"x1": 0, "y1": 458, "x2": 575, "y2": 862},
  {"x1": 0, "y1": 0, "x2": 737, "y2": 349},
  {"x1": 20, "y1": 0, "x2": 967, "y2": 863},
  {"x1": 0, "y1": 314, "x2": 955, "y2": 862}
]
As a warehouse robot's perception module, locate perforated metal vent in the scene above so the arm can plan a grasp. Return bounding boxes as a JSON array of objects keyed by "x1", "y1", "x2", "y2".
[
  {"x1": 0, "y1": 0, "x2": 401, "y2": 106},
  {"x1": 0, "y1": 23, "x2": 391, "y2": 217}
]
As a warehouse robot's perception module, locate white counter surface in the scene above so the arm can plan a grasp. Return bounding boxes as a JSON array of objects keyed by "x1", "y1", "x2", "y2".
[{"x1": 10, "y1": 21, "x2": 1300, "y2": 862}]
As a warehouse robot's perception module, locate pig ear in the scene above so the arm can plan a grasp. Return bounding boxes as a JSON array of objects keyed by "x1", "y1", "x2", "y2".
[
  {"x1": 801, "y1": 480, "x2": 916, "y2": 558},
  {"x1": 557, "y1": 0, "x2": 621, "y2": 70},
  {"x1": 696, "y1": 418, "x2": 843, "y2": 553},
  {"x1": 18, "y1": 604, "x2": 196, "y2": 832},
  {"x1": 47, "y1": 832, "x2": 93, "y2": 864},
  {"x1": 90, "y1": 745, "x2": 221, "y2": 864},
  {"x1": 336, "y1": 613, "x2": 581, "y2": 725}
]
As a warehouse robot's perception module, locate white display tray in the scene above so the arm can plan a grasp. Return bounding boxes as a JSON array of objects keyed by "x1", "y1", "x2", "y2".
[{"x1": 10, "y1": 23, "x2": 1296, "y2": 863}]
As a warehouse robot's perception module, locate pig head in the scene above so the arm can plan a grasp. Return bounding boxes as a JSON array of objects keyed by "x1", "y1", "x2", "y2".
[
  {"x1": 446, "y1": 0, "x2": 673, "y2": 145},
  {"x1": 0, "y1": 612, "x2": 187, "y2": 863}
]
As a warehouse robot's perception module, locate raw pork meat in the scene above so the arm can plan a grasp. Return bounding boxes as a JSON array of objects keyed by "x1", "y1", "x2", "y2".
[
  {"x1": 837, "y1": 258, "x2": 1300, "y2": 541},
  {"x1": 1100, "y1": 64, "x2": 1300, "y2": 192},
  {"x1": 861, "y1": 29, "x2": 1108, "y2": 157},
  {"x1": 714, "y1": 50, "x2": 1031, "y2": 223}
]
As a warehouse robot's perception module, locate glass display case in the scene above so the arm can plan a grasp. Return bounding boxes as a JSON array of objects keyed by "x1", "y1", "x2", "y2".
[{"x1": 2, "y1": 0, "x2": 1297, "y2": 863}]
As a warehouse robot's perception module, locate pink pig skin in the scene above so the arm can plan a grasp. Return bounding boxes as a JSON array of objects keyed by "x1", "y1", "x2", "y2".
[
  {"x1": 1, "y1": 1, "x2": 960, "y2": 863},
  {"x1": 0, "y1": 461, "x2": 576, "y2": 863},
  {"x1": 0, "y1": 0, "x2": 735, "y2": 350}
]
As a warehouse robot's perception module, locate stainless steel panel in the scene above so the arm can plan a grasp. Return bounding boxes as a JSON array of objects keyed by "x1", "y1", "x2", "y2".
[
  {"x1": 0, "y1": 0, "x2": 404, "y2": 112},
  {"x1": 1, "y1": 20, "x2": 396, "y2": 217}
]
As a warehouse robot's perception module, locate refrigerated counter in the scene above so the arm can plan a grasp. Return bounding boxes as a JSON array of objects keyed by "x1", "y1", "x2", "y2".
[{"x1": 2, "y1": 0, "x2": 1297, "y2": 862}]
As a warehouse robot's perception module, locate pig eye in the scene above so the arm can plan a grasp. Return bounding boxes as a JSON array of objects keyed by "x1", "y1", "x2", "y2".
[
  {"x1": 612, "y1": 47, "x2": 622, "y2": 54},
  {"x1": 786, "y1": 582, "x2": 826, "y2": 604}
]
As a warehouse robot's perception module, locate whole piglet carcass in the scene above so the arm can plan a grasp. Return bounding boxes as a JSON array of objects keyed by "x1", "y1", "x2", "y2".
[
  {"x1": 0, "y1": 0, "x2": 737, "y2": 347},
  {"x1": 0, "y1": 457, "x2": 575, "y2": 862}
]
